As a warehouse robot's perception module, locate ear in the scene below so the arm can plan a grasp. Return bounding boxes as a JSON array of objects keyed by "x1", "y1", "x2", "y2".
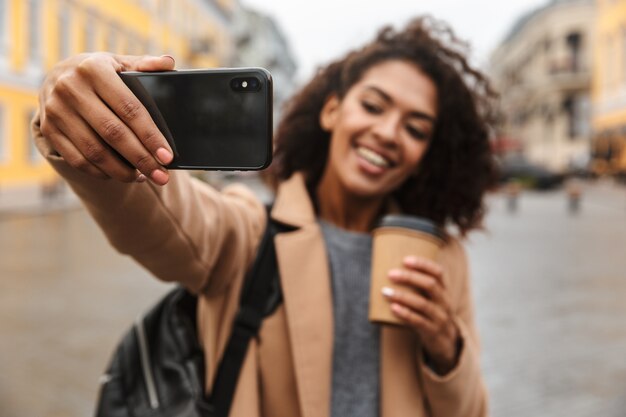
[{"x1": 319, "y1": 95, "x2": 340, "y2": 132}]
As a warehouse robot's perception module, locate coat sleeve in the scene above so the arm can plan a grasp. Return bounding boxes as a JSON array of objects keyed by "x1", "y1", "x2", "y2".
[
  {"x1": 31, "y1": 111, "x2": 266, "y2": 295},
  {"x1": 419, "y1": 238, "x2": 489, "y2": 417}
]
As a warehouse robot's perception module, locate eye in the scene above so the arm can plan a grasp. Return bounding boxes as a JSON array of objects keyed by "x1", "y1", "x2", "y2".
[
  {"x1": 406, "y1": 124, "x2": 429, "y2": 141},
  {"x1": 361, "y1": 100, "x2": 383, "y2": 114}
]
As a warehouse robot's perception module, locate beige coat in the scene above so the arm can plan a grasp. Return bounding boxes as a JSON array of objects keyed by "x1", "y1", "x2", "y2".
[{"x1": 33, "y1": 116, "x2": 489, "y2": 417}]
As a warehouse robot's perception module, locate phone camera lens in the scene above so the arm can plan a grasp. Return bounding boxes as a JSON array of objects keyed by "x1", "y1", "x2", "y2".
[{"x1": 230, "y1": 77, "x2": 260, "y2": 92}]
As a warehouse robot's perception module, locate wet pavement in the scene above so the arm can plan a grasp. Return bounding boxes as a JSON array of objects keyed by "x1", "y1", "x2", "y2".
[
  {"x1": 1, "y1": 179, "x2": 626, "y2": 417},
  {"x1": 469, "y1": 180, "x2": 626, "y2": 417},
  {"x1": 0, "y1": 207, "x2": 172, "y2": 417}
]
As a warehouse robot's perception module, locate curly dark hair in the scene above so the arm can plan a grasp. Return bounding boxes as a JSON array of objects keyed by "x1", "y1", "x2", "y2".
[{"x1": 270, "y1": 16, "x2": 499, "y2": 236}]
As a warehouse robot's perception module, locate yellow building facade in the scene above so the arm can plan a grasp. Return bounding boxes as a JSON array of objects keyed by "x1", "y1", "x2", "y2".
[
  {"x1": 0, "y1": 0, "x2": 236, "y2": 188},
  {"x1": 592, "y1": 0, "x2": 626, "y2": 176}
]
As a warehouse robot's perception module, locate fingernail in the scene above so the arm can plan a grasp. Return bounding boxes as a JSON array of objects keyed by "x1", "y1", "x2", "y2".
[
  {"x1": 136, "y1": 174, "x2": 147, "y2": 183},
  {"x1": 382, "y1": 287, "x2": 395, "y2": 297},
  {"x1": 388, "y1": 269, "x2": 403, "y2": 278},
  {"x1": 160, "y1": 54, "x2": 175, "y2": 64},
  {"x1": 404, "y1": 256, "x2": 419, "y2": 265},
  {"x1": 156, "y1": 147, "x2": 173, "y2": 165},
  {"x1": 150, "y1": 169, "x2": 169, "y2": 185},
  {"x1": 391, "y1": 303, "x2": 405, "y2": 314}
]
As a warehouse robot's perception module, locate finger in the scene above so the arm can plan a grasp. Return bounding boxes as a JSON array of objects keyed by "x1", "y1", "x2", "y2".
[
  {"x1": 45, "y1": 124, "x2": 110, "y2": 180},
  {"x1": 110, "y1": 54, "x2": 175, "y2": 159},
  {"x1": 388, "y1": 268, "x2": 446, "y2": 304},
  {"x1": 75, "y1": 55, "x2": 174, "y2": 164},
  {"x1": 51, "y1": 105, "x2": 141, "y2": 182},
  {"x1": 50, "y1": 55, "x2": 171, "y2": 184},
  {"x1": 403, "y1": 256, "x2": 445, "y2": 287},
  {"x1": 74, "y1": 90, "x2": 170, "y2": 185},
  {"x1": 116, "y1": 54, "x2": 176, "y2": 72},
  {"x1": 44, "y1": 93, "x2": 138, "y2": 180},
  {"x1": 382, "y1": 287, "x2": 446, "y2": 323},
  {"x1": 390, "y1": 303, "x2": 438, "y2": 334}
]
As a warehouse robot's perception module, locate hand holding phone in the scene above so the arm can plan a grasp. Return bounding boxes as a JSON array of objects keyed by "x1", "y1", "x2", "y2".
[
  {"x1": 120, "y1": 68, "x2": 273, "y2": 170},
  {"x1": 38, "y1": 53, "x2": 176, "y2": 185}
]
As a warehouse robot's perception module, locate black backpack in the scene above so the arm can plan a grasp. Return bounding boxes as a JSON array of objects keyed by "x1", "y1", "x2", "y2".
[{"x1": 95, "y1": 214, "x2": 288, "y2": 417}]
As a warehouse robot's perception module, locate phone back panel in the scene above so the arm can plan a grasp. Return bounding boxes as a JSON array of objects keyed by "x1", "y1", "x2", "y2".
[{"x1": 121, "y1": 68, "x2": 272, "y2": 170}]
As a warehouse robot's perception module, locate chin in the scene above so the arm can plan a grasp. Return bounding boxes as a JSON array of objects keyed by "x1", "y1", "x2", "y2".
[{"x1": 343, "y1": 175, "x2": 394, "y2": 200}]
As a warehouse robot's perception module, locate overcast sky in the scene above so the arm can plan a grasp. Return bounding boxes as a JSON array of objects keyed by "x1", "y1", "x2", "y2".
[{"x1": 241, "y1": 0, "x2": 549, "y2": 82}]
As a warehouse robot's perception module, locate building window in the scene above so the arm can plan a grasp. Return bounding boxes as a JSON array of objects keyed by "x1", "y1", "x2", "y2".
[
  {"x1": 0, "y1": 0, "x2": 9, "y2": 57},
  {"x1": 566, "y1": 32, "x2": 582, "y2": 72},
  {"x1": 106, "y1": 26, "x2": 118, "y2": 53},
  {"x1": 159, "y1": 0, "x2": 169, "y2": 20},
  {"x1": 58, "y1": 3, "x2": 71, "y2": 60},
  {"x1": 563, "y1": 95, "x2": 590, "y2": 139},
  {"x1": 147, "y1": 39, "x2": 157, "y2": 55},
  {"x1": 605, "y1": 35, "x2": 614, "y2": 92},
  {"x1": 27, "y1": 0, "x2": 42, "y2": 65},
  {"x1": 27, "y1": 110, "x2": 41, "y2": 163},
  {"x1": 622, "y1": 27, "x2": 626, "y2": 84},
  {"x1": 0, "y1": 105, "x2": 6, "y2": 163},
  {"x1": 141, "y1": 39, "x2": 149, "y2": 55},
  {"x1": 84, "y1": 13, "x2": 96, "y2": 52},
  {"x1": 127, "y1": 32, "x2": 144, "y2": 55}
]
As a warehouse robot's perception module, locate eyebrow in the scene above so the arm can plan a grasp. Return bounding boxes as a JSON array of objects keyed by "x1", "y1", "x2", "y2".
[{"x1": 364, "y1": 86, "x2": 437, "y2": 123}]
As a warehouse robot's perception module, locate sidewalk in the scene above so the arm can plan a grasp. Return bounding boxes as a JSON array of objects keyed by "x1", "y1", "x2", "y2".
[
  {"x1": 576, "y1": 177, "x2": 626, "y2": 211},
  {"x1": 0, "y1": 173, "x2": 274, "y2": 219},
  {"x1": 493, "y1": 177, "x2": 626, "y2": 214},
  {"x1": 0, "y1": 182, "x2": 81, "y2": 218}
]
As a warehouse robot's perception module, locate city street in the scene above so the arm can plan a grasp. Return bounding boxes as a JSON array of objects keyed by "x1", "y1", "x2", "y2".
[
  {"x1": 1, "y1": 179, "x2": 626, "y2": 417},
  {"x1": 469, "y1": 180, "x2": 626, "y2": 417}
]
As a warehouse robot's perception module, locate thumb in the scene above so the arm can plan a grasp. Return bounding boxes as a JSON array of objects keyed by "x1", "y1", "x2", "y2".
[{"x1": 115, "y1": 54, "x2": 176, "y2": 72}]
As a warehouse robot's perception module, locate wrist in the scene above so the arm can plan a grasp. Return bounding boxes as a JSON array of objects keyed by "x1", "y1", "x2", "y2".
[{"x1": 424, "y1": 329, "x2": 463, "y2": 375}]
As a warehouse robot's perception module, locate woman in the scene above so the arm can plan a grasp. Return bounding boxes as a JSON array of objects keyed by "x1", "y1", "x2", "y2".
[{"x1": 34, "y1": 16, "x2": 496, "y2": 417}]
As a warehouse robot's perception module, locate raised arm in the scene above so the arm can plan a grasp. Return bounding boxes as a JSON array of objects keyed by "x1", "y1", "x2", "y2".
[{"x1": 34, "y1": 53, "x2": 266, "y2": 294}]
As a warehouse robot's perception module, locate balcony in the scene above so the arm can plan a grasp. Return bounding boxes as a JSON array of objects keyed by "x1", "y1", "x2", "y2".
[{"x1": 547, "y1": 57, "x2": 591, "y2": 91}]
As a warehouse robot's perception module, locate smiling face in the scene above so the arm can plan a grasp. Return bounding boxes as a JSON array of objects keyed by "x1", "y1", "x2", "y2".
[{"x1": 318, "y1": 59, "x2": 438, "y2": 202}]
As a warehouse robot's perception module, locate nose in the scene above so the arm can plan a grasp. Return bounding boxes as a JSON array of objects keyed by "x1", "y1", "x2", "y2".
[{"x1": 372, "y1": 113, "x2": 401, "y2": 146}]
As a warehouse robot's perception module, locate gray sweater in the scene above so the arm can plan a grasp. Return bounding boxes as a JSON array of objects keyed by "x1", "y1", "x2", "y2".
[{"x1": 320, "y1": 220, "x2": 380, "y2": 417}]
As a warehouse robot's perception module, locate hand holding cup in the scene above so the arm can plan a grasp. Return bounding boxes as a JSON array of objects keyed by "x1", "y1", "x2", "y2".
[
  {"x1": 383, "y1": 255, "x2": 461, "y2": 374},
  {"x1": 369, "y1": 215, "x2": 461, "y2": 374}
]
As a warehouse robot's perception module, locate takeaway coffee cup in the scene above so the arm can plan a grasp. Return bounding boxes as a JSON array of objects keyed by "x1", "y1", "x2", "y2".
[{"x1": 369, "y1": 215, "x2": 445, "y2": 325}]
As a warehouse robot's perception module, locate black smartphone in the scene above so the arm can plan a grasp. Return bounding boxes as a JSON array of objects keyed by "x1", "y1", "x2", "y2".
[{"x1": 120, "y1": 68, "x2": 273, "y2": 170}]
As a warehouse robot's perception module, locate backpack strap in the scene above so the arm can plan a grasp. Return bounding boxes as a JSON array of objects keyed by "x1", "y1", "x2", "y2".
[{"x1": 210, "y1": 206, "x2": 292, "y2": 417}]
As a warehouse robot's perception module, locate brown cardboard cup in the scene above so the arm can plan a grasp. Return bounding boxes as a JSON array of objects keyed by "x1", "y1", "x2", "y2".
[{"x1": 369, "y1": 215, "x2": 444, "y2": 325}]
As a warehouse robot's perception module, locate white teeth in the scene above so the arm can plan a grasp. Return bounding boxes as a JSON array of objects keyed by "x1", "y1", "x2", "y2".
[{"x1": 356, "y1": 147, "x2": 390, "y2": 168}]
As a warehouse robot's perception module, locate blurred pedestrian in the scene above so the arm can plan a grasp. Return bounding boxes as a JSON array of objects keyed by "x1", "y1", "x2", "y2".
[
  {"x1": 32, "y1": 16, "x2": 497, "y2": 417},
  {"x1": 505, "y1": 180, "x2": 521, "y2": 213},
  {"x1": 566, "y1": 179, "x2": 582, "y2": 214}
]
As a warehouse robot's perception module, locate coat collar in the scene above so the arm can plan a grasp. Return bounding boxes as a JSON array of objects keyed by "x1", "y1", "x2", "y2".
[
  {"x1": 270, "y1": 172, "x2": 402, "y2": 229},
  {"x1": 271, "y1": 172, "x2": 317, "y2": 228},
  {"x1": 271, "y1": 173, "x2": 334, "y2": 417}
]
